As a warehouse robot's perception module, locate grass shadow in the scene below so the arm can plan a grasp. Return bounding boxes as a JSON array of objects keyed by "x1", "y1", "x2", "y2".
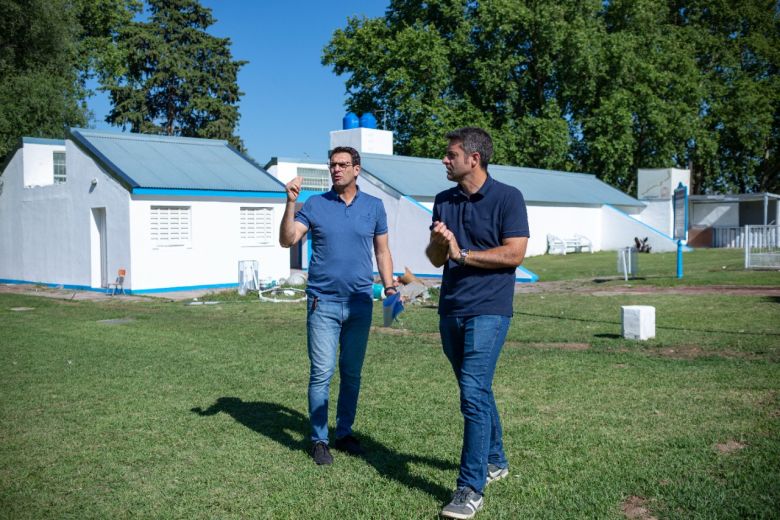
[{"x1": 192, "y1": 397, "x2": 455, "y2": 500}]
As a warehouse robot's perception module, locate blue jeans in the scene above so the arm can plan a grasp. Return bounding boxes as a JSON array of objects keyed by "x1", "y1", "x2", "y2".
[
  {"x1": 440, "y1": 315, "x2": 510, "y2": 494},
  {"x1": 307, "y1": 297, "x2": 373, "y2": 443}
]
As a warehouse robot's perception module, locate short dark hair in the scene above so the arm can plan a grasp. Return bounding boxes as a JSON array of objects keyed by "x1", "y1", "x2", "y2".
[
  {"x1": 446, "y1": 127, "x2": 493, "y2": 169},
  {"x1": 330, "y1": 146, "x2": 361, "y2": 167}
]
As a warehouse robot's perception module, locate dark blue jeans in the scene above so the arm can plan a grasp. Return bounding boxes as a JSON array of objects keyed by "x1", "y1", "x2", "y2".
[
  {"x1": 440, "y1": 315, "x2": 510, "y2": 494},
  {"x1": 307, "y1": 297, "x2": 373, "y2": 443}
]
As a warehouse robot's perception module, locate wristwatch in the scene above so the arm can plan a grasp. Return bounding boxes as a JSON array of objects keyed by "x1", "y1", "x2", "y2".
[
  {"x1": 457, "y1": 248, "x2": 470, "y2": 266},
  {"x1": 384, "y1": 286, "x2": 396, "y2": 295}
]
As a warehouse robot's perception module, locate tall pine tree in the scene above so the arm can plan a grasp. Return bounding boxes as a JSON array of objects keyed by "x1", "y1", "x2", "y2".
[{"x1": 104, "y1": 0, "x2": 246, "y2": 149}]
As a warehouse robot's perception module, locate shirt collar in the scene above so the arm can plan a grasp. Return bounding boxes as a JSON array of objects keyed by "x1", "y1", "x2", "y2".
[
  {"x1": 458, "y1": 174, "x2": 494, "y2": 200},
  {"x1": 327, "y1": 185, "x2": 361, "y2": 204}
]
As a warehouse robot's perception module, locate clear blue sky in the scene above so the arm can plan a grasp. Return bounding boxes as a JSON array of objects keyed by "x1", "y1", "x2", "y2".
[{"x1": 88, "y1": 0, "x2": 388, "y2": 164}]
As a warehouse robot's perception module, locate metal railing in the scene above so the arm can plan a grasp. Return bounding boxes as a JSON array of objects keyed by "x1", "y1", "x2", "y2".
[{"x1": 744, "y1": 225, "x2": 780, "y2": 269}]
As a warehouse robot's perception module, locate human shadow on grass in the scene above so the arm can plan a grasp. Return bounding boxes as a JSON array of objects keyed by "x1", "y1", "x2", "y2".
[{"x1": 191, "y1": 397, "x2": 455, "y2": 500}]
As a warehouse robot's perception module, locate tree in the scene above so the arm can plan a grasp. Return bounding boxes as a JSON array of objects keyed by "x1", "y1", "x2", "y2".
[
  {"x1": 103, "y1": 0, "x2": 246, "y2": 149},
  {"x1": 0, "y1": 0, "x2": 139, "y2": 163},
  {"x1": 323, "y1": 0, "x2": 779, "y2": 194}
]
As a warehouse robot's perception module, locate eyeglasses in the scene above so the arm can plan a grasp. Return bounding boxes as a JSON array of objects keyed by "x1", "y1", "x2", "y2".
[{"x1": 328, "y1": 162, "x2": 353, "y2": 170}]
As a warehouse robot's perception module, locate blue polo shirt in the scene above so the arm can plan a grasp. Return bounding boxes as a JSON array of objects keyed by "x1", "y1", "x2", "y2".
[
  {"x1": 295, "y1": 188, "x2": 388, "y2": 302},
  {"x1": 432, "y1": 175, "x2": 529, "y2": 317}
]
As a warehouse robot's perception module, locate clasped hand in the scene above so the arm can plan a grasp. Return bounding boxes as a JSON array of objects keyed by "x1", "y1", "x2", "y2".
[{"x1": 430, "y1": 221, "x2": 460, "y2": 259}]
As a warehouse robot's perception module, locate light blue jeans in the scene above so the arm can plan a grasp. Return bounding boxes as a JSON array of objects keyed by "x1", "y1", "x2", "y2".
[
  {"x1": 440, "y1": 315, "x2": 510, "y2": 494},
  {"x1": 307, "y1": 296, "x2": 373, "y2": 443}
]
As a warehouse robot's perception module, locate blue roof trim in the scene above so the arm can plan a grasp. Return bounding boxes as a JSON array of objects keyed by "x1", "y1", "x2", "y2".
[
  {"x1": 68, "y1": 128, "x2": 139, "y2": 190},
  {"x1": 22, "y1": 137, "x2": 66, "y2": 146},
  {"x1": 132, "y1": 188, "x2": 287, "y2": 198}
]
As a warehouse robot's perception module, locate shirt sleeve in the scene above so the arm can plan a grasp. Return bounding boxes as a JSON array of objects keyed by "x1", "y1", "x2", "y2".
[
  {"x1": 374, "y1": 200, "x2": 388, "y2": 235},
  {"x1": 501, "y1": 188, "x2": 530, "y2": 239},
  {"x1": 294, "y1": 199, "x2": 312, "y2": 229}
]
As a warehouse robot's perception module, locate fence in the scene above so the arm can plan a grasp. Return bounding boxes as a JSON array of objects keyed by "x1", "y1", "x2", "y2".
[{"x1": 744, "y1": 225, "x2": 780, "y2": 269}]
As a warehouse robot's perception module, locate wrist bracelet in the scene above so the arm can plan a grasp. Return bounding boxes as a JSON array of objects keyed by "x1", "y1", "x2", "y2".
[{"x1": 384, "y1": 286, "x2": 396, "y2": 295}]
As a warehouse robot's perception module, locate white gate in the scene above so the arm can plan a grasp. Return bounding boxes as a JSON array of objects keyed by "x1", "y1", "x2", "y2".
[{"x1": 744, "y1": 225, "x2": 780, "y2": 269}]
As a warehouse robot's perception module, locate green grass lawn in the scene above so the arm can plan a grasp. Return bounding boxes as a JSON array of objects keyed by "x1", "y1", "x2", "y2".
[
  {"x1": 1, "y1": 251, "x2": 778, "y2": 519},
  {"x1": 523, "y1": 248, "x2": 779, "y2": 286}
]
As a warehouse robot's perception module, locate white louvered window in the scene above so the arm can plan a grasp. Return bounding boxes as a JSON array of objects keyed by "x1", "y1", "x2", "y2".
[
  {"x1": 297, "y1": 167, "x2": 329, "y2": 192},
  {"x1": 240, "y1": 206, "x2": 273, "y2": 246},
  {"x1": 53, "y1": 152, "x2": 66, "y2": 183},
  {"x1": 150, "y1": 206, "x2": 191, "y2": 247}
]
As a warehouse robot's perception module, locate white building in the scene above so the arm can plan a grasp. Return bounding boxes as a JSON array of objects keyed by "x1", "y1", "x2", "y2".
[
  {"x1": 266, "y1": 124, "x2": 687, "y2": 282},
  {"x1": 0, "y1": 130, "x2": 290, "y2": 294}
]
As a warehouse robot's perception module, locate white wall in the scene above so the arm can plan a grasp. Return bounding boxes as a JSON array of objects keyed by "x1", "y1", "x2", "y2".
[
  {"x1": 22, "y1": 142, "x2": 66, "y2": 187},
  {"x1": 601, "y1": 205, "x2": 683, "y2": 252},
  {"x1": 267, "y1": 161, "x2": 329, "y2": 185},
  {"x1": 691, "y1": 202, "x2": 739, "y2": 227},
  {"x1": 524, "y1": 204, "x2": 602, "y2": 256},
  {"x1": 637, "y1": 168, "x2": 690, "y2": 200},
  {"x1": 128, "y1": 197, "x2": 290, "y2": 291},
  {"x1": 0, "y1": 141, "x2": 132, "y2": 289},
  {"x1": 639, "y1": 199, "x2": 673, "y2": 236},
  {"x1": 330, "y1": 128, "x2": 393, "y2": 155}
]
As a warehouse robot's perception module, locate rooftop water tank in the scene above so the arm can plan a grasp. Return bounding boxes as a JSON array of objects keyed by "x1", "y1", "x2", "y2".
[
  {"x1": 359, "y1": 113, "x2": 377, "y2": 129},
  {"x1": 342, "y1": 112, "x2": 359, "y2": 130}
]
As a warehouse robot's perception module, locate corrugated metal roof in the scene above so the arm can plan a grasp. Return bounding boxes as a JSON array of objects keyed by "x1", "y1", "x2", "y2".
[
  {"x1": 360, "y1": 153, "x2": 643, "y2": 207},
  {"x1": 23, "y1": 137, "x2": 66, "y2": 146},
  {"x1": 69, "y1": 129, "x2": 285, "y2": 192}
]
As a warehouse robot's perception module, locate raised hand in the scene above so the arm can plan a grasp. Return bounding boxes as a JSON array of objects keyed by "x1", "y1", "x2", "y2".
[{"x1": 285, "y1": 176, "x2": 303, "y2": 202}]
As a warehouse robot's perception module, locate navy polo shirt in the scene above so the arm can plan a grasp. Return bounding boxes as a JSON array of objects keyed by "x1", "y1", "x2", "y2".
[
  {"x1": 295, "y1": 188, "x2": 388, "y2": 302},
  {"x1": 432, "y1": 175, "x2": 529, "y2": 317}
]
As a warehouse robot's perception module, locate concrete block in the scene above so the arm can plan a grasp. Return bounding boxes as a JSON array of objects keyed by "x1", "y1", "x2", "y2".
[{"x1": 621, "y1": 305, "x2": 656, "y2": 340}]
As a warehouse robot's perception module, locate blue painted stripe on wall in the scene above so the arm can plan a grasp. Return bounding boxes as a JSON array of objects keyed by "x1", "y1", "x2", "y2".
[
  {"x1": 604, "y1": 204, "x2": 694, "y2": 251},
  {"x1": 0, "y1": 279, "x2": 239, "y2": 295},
  {"x1": 517, "y1": 265, "x2": 539, "y2": 282},
  {"x1": 403, "y1": 195, "x2": 433, "y2": 214},
  {"x1": 1, "y1": 279, "x2": 104, "y2": 293},
  {"x1": 133, "y1": 188, "x2": 286, "y2": 198},
  {"x1": 131, "y1": 283, "x2": 238, "y2": 294}
]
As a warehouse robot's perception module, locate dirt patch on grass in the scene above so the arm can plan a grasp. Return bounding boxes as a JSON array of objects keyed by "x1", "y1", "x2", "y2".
[
  {"x1": 505, "y1": 341, "x2": 590, "y2": 351},
  {"x1": 370, "y1": 327, "x2": 439, "y2": 341},
  {"x1": 621, "y1": 496, "x2": 658, "y2": 520},
  {"x1": 653, "y1": 345, "x2": 761, "y2": 360},
  {"x1": 714, "y1": 440, "x2": 747, "y2": 454}
]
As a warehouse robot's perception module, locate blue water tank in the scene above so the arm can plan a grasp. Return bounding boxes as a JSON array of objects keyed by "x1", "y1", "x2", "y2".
[
  {"x1": 343, "y1": 112, "x2": 359, "y2": 129},
  {"x1": 359, "y1": 113, "x2": 377, "y2": 129}
]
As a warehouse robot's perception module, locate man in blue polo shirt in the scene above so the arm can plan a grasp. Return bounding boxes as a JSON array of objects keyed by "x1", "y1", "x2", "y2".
[
  {"x1": 426, "y1": 127, "x2": 529, "y2": 519},
  {"x1": 280, "y1": 146, "x2": 396, "y2": 465}
]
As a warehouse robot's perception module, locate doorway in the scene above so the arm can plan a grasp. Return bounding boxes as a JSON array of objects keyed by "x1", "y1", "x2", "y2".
[{"x1": 91, "y1": 208, "x2": 107, "y2": 288}]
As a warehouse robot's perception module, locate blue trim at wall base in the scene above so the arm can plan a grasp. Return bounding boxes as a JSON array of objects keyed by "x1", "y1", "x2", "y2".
[
  {"x1": 133, "y1": 283, "x2": 238, "y2": 294},
  {"x1": 0, "y1": 279, "x2": 239, "y2": 295}
]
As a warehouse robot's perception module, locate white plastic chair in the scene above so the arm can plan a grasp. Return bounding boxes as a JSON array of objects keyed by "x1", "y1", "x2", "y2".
[{"x1": 547, "y1": 234, "x2": 567, "y2": 255}]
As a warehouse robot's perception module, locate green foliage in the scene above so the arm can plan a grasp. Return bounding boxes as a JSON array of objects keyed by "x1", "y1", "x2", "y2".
[
  {"x1": 103, "y1": 0, "x2": 247, "y2": 149},
  {"x1": 323, "y1": 0, "x2": 779, "y2": 194},
  {"x1": 0, "y1": 0, "x2": 139, "y2": 163}
]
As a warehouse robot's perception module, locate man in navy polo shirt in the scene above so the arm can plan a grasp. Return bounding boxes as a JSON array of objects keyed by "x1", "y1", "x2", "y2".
[
  {"x1": 280, "y1": 146, "x2": 397, "y2": 465},
  {"x1": 426, "y1": 127, "x2": 529, "y2": 519}
]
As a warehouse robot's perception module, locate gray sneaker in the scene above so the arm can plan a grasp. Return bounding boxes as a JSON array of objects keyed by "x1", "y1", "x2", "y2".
[
  {"x1": 440, "y1": 487, "x2": 483, "y2": 519},
  {"x1": 486, "y1": 463, "x2": 509, "y2": 485}
]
